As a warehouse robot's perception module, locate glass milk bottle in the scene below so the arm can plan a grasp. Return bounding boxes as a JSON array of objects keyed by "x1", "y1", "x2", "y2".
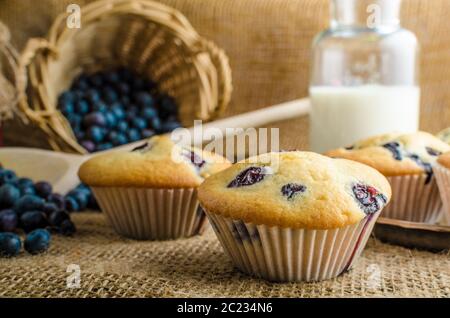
[{"x1": 309, "y1": 0, "x2": 419, "y2": 153}]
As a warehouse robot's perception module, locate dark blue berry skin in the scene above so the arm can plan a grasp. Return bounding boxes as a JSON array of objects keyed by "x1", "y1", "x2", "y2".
[
  {"x1": 134, "y1": 92, "x2": 154, "y2": 108},
  {"x1": 158, "y1": 95, "x2": 178, "y2": 119},
  {"x1": 75, "y1": 100, "x2": 90, "y2": 115},
  {"x1": 47, "y1": 193, "x2": 66, "y2": 210},
  {"x1": 116, "y1": 120, "x2": 129, "y2": 133},
  {"x1": 64, "y1": 196, "x2": 80, "y2": 212},
  {"x1": 34, "y1": 181, "x2": 53, "y2": 199},
  {"x1": 96, "y1": 142, "x2": 113, "y2": 152},
  {"x1": 148, "y1": 117, "x2": 162, "y2": 132},
  {"x1": 73, "y1": 76, "x2": 90, "y2": 90},
  {"x1": 352, "y1": 183, "x2": 387, "y2": 215},
  {"x1": 0, "y1": 184, "x2": 20, "y2": 208},
  {"x1": 111, "y1": 132, "x2": 128, "y2": 146},
  {"x1": 86, "y1": 89, "x2": 101, "y2": 104},
  {"x1": 60, "y1": 219, "x2": 76, "y2": 236},
  {"x1": 159, "y1": 120, "x2": 182, "y2": 133},
  {"x1": 116, "y1": 82, "x2": 130, "y2": 95},
  {"x1": 58, "y1": 91, "x2": 75, "y2": 104},
  {"x1": 281, "y1": 183, "x2": 307, "y2": 200},
  {"x1": 91, "y1": 102, "x2": 108, "y2": 113},
  {"x1": 60, "y1": 101, "x2": 74, "y2": 116},
  {"x1": 86, "y1": 126, "x2": 105, "y2": 143},
  {"x1": 89, "y1": 73, "x2": 103, "y2": 87},
  {"x1": 80, "y1": 140, "x2": 96, "y2": 153},
  {"x1": 75, "y1": 130, "x2": 85, "y2": 141},
  {"x1": 14, "y1": 195, "x2": 45, "y2": 215},
  {"x1": 106, "y1": 130, "x2": 119, "y2": 143},
  {"x1": 42, "y1": 202, "x2": 58, "y2": 215},
  {"x1": 17, "y1": 178, "x2": 33, "y2": 188},
  {"x1": 228, "y1": 167, "x2": 268, "y2": 188},
  {"x1": 24, "y1": 229, "x2": 51, "y2": 255},
  {"x1": 83, "y1": 112, "x2": 106, "y2": 127},
  {"x1": 0, "y1": 209, "x2": 18, "y2": 232},
  {"x1": 0, "y1": 169, "x2": 17, "y2": 185},
  {"x1": 0, "y1": 232, "x2": 21, "y2": 257},
  {"x1": 127, "y1": 129, "x2": 141, "y2": 142},
  {"x1": 67, "y1": 114, "x2": 82, "y2": 130},
  {"x1": 141, "y1": 106, "x2": 158, "y2": 120},
  {"x1": 382, "y1": 142, "x2": 402, "y2": 160},
  {"x1": 19, "y1": 185, "x2": 35, "y2": 196},
  {"x1": 48, "y1": 210, "x2": 70, "y2": 227},
  {"x1": 141, "y1": 129, "x2": 155, "y2": 139},
  {"x1": 111, "y1": 104, "x2": 126, "y2": 120},
  {"x1": 104, "y1": 111, "x2": 117, "y2": 128},
  {"x1": 67, "y1": 189, "x2": 89, "y2": 210},
  {"x1": 87, "y1": 195, "x2": 99, "y2": 210},
  {"x1": 102, "y1": 87, "x2": 119, "y2": 103},
  {"x1": 104, "y1": 70, "x2": 120, "y2": 84},
  {"x1": 20, "y1": 211, "x2": 48, "y2": 233},
  {"x1": 131, "y1": 117, "x2": 147, "y2": 130}
]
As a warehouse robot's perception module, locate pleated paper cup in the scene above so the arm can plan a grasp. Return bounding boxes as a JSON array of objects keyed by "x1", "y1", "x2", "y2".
[
  {"x1": 205, "y1": 210, "x2": 381, "y2": 282},
  {"x1": 91, "y1": 187, "x2": 207, "y2": 240},
  {"x1": 382, "y1": 174, "x2": 442, "y2": 223},
  {"x1": 433, "y1": 163, "x2": 450, "y2": 224}
]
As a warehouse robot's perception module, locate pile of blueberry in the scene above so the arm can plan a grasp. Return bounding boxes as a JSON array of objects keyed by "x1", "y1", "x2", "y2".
[
  {"x1": 58, "y1": 67, "x2": 181, "y2": 152},
  {"x1": 0, "y1": 164, "x2": 99, "y2": 257}
]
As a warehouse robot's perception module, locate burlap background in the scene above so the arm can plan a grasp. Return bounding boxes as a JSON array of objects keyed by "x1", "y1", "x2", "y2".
[{"x1": 0, "y1": 0, "x2": 449, "y2": 297}]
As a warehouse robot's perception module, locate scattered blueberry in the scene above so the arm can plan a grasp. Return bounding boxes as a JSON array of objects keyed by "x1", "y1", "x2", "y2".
[
  {"x1": 0, "y1": 184, "x2": 20, "y2": 208},
  {"x1": 24, "y1": 229, "x2": 51, "y2": 255},
  {"x1": 66, "y1": 189, "x2": 89, "y2": 210},
  {"x1": 127, "y1": 128, "x2": 141, "y2": 142},
  {"x1": 20, "y1": 211, "x2": 48, "y2": 233},
  {"x1": 86, "y1": 126, "x2": 105, "y2": 143},
  {"x1": 34, "y1": 181, "x2": 53, "y2": 199},
  {"x1": 47, "y1": 193, "x2": 66, "y2": 210},
  {"x1": 64, "y1": 196, "x2": 80, "y2": 212},
  {"x1": 0, "y1": 169, "x2": 17, "y2": 185},
  {"x1": 83, "y1": 112, "x2": 106, "y2": 127},
  {"x1": 42, "y1": 202, "x2": 58, "y2": 215},
  {"x1": 59, "y1": 219, "x2": 76, "y2": 236},
  {"x1": 0, "y1": 209, "x2": 18, "y2": 232},
  {"x1": 48, "y1": 210, "x2": 70, "y2": 227},
  {"x1": 0, "y1": 232, "x2": 21, "y2": 257},
  {"x1": 14, "y1": 195, "x2": 45, "y2": 215}
]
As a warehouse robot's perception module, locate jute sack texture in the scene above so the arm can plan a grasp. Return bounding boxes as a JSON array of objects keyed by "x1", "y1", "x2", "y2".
[{"x1": 1, "y1": 0, "x2": 450, "y2": 148}]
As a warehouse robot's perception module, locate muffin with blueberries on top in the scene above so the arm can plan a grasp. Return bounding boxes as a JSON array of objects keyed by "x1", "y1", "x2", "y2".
[
  {"x1": 326, "y1": 131, "x2": 450, "y2": 223},
  {"x1": 78, "y1": 135, "x2": 230, "y2": 240},
  {"x1": 198, "y1": 151, "x2": 391, "y2": 282}
]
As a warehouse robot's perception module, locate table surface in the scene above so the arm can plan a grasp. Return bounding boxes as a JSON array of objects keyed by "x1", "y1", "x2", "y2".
[{"x1": 0, "y1": 212, "x2": 448, "y2": 298}]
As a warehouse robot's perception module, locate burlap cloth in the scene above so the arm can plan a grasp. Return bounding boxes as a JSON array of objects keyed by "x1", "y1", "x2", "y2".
[{"x1": 0, "y1": 0, "x2": 449, "y2": 297}]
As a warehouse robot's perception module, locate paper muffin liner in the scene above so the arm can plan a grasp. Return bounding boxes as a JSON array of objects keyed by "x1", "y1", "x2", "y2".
[
  {"x1": 204, "y1": 209, "x2": 380, "y2": 282},
  {"x1": 382, "y1": 174, "x2": 442, "y2": 223},
  {"x1": 433, "y1": 163, "x2": 450, "y2": 224},
  {"x1": 91, "y1": 187, "x2": 207, "y2": 240}
]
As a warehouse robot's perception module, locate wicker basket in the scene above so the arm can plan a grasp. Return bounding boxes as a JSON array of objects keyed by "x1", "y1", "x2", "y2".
[{"x1": 17, "y1": 0, "x2": 232, "y2": 154}]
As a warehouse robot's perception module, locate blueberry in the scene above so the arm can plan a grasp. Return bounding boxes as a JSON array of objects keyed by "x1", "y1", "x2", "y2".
[
  {"x1": 89, "y1": 73, "x2": 103, "y2": 87},
  {"x1": 91, "y1": 101, "x2": 108, "y2": 113},
  {"x1": 104, "y1": 111, "x2": 117, "y2": 128},
  {"x1": 0, "y1": 232, "x2": 21, "y2": 257},
  {"x1": 86, "y1": 89, "x2": 101, "y2": 104},
  {"x1": 125, "y1": 109, "x2": 138, "y2": 122},
  {"x1": 96, "y1": 142, "x2": 113, "y2": 151},
  {"x1": 17, "y1": 178, "x2": 33, "y2": 188},
  {"x1": 104, "y1": 70, "x2": 120, "y2": 84},
  {"x1": 24, "y1": 229, "x2": 51, "y2": 255},
  {"x1": 228, "y1": 166, "x2": 270, "y2": 188},
  {"x1": 0, "y1": 184, "x2": 20, "y2": 208},
  {"x1": 87, "y1": 195, "x2": 99, "y2": 210},
  {"x1": 42, "y1": 202, "x2": 58, "y2": 215},
  {"x1": 159, "y1": 120, "x2": 182, "y2": 133},
  {"x1": 80, "y1": 140, "x2": 96, "y2": 153},
  {"x1": 75, "y1": 100, "x2": 90, "y2": 115},
  {"x1": 20, "y1": 211, "x2": 48, "y2": 233},
  {"x1": 102, "y1": 87, "x2": 119, "y2": 103},
  {"x1": 116, "y1": 120, "x2": 129, "y2": 133},
  {"x1": 64, "y1": 196, "x2": 80, "y2": 212},
  {"x1": 131, "y1": 117, "x2": 147, "y2": 130},
  {"x1": 83, "y1": 112, "x2": 106, "y2": 127},
  {"x1": 19, "y1": 185, "x2": 35, "y2": 196},
  {"x1": 0, "y1": 169, "x2": 17, "y2": 185},
  {"x1": 0, "y1": 209, "x2": 18, "y2": 232},
  {"x1": 281, "y1": 183, "x2": 306, "y2": 200},
  {"x1": 141, "y1": 129, "x2": 155, "y2": 139},
  {"x1": 111, "y1": 132, "x2": 128, "y2": 146},
  {"x1": 111, "y1": 104, "x2": 126, "y2": 120},
  {"x1": 72, "y1": 76, "x2": 90, "y2": 90},
  {"x1": 121, "y1": 95, "x2": 131, "y2": 106},
  {"x1": 58, "y1": 91, "x2": 75, "y2": 104},
  {"x1": 141, "y1": 106, "x2": 158, "y2": 120},
  {"x1": 60, "y1": 101, "x2": 74, "y2": 116},
  {"x1": 67, "y1": 189, "x2": 89, "y2": 210},
  {"x1": 60, "y1": 219, "x2": 76, "y2": 236},
  {"x1": 148, "y1": 117, "x2": 162, "y2": 132},
  {"x1": 14, "y1": 195, "x2": 44, "y2": 215},
  {"x1": 116, "y1": 82, "x2": 130, "y2": 95},
  {"x1": 48, "y1": 210, "x2": 70, "y2": 227},
  {"x1": 86, "y1": 126, "x2": 105, "y2": 143},
  {"x1": 352, "y1": 183, "x2": 387, "y2": 215},
  {"x1": 382, "y1": 142, "x2": 402, "y2": 161},
  {"x1": 75, "y1": 130, "x2": 86, "y2": 141},
  {"x1": 67, "y1": 113, "x2": 82, "y2": 130},
  {"x1": 127, "y1": 129, "x2": 141, "y2": 142},
  {"x1": 106, "y1": 130, "x2": 119, "y2": 143},
  {"x1": 134, "y1": 92, "x2": 154, "y2": 108},
  {"x1": 158, "y1": 95, "x2": 178, "y2": 119},
  {"x1": 34, "y1": 181, "x2": 53, "y2": 199},
  {"x1": 47, "y1": 193, "x2": 66, "y2": 210}
]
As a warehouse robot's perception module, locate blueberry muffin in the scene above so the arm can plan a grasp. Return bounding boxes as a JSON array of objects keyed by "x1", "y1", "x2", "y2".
[
  {"x1": 327, "y1": 131, "x2": 450, "y2": 223},
  {"x1": 198, "y1": 151, "x2": 391, "y2": 282},
  {"x1": 433, "y1": 152, "x2": 450, "y2": 224},
  {"x1": 79, "y1": 135, "x2": 230, "y2": 240}
]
